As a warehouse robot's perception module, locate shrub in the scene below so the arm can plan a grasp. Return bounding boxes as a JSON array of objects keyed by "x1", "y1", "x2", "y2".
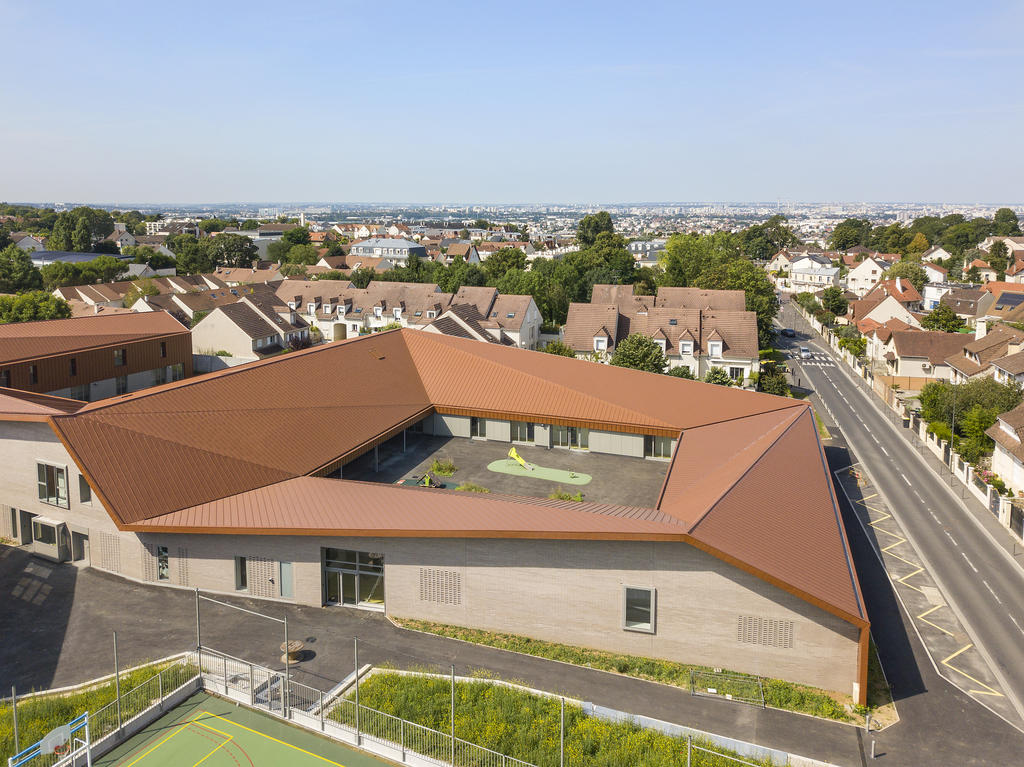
[
  {"x1": 549, "y1": 488, "x2": 583, "y2": 501},
  {"x1": 430, "y1": 458, "x2": 457, "y2": 476},
  {"x1": 455, "y1": 482, "x2": 489, "y2": 493}
]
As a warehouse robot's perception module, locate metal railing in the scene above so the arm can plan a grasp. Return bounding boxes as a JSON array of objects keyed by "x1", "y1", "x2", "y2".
[{"x1": 689, "y1": 670, "x2": 766, "y2": 708}]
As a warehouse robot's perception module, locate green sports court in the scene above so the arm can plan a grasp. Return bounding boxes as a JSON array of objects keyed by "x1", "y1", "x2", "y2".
[{"x1": 93, "y1": 691, "x2": 393, "y2": 767}]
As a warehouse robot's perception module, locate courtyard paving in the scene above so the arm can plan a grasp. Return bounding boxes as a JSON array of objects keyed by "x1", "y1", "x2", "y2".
[{"x1": 344, "y1": 434, "x2": 668, "y2": 508}]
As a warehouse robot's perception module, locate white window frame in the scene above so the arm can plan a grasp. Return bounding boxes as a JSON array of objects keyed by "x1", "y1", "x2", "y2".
[
  {"x1": 709, "y1": 341, "x2": 723, "y2": 357},
  {"x1": 679, "y1": 340, "x2": 693, "y2": 355},
  {"x1": 37, "y1": 461, "x2": 69, "y2": 508},
  {"x1": 594, "y1": 337, "x2": 607, "y2": 352},
  {"x1": 622, "y1": 585, "x2": 656, "y2": 634}
]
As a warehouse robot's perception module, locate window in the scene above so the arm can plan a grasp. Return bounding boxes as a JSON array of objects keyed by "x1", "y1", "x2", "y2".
[
  {"x1": 153, "y1": 367, "x2": 167, "y2": 386},
  {"x1": 37, "y1": 462, "x2": 69, "y2": 507},
  {"x1": 279, "y1": 561, "x2": 294, "y2": 598},
  {"x1": 308, "y1": 303, "x2": 316, "y2": 315},
  {"x1": 623, "y1": 586, "x2": 655, "y2": 633},
  {"x1": 171, "y1": 363, "x2": 184, "y2": 382},
  {"x1": 374, "y1": 307, "x2": 383, "y2": 319},
  {"x1": 32, "y1": 521, "x2": 57, "y2": 546},
  {"x1": 69, "y1": 358, "x2": 77, "y2": 376},
  {"x1": 114, "y1": 348, "x2": 126, "y2": 366},
  {"x1": 552, "y1": 425, "x2": 588, "y2": 449},
  {"x1": 729, "y1": 367, "x2": 744, "y2": 381},
  {"x1": 160, "y1": 341, "x2": 167, "y2": 358},
  {"x1": 29, "y1": 365, "x2": 38, "y2": 385},
  {"x1": 234, "y1": 557, "x2": 248, "y2": 591},
  {"x1": 116, "y1": 376, "x2": 128, "y2": 396},
  {"x1": 157, "y1": 546, "x2": 169, "y2": 580},
  {"x1": 709, "y1": 342, "x2": 723, "y2": 357},
  {"x1": 594, "y1": 337, "x2": 607, "y2": 352},
  {"x1": 511, "y1": 421, "x2": 535, "y2": 443},
  {"x1": 470, "y1": 417, "x2": 487, "y2": 438},
  {"x1": 644, "y1": 435, "x2": 673, "y2": 459},
  {"x1": 0, "y1": 370, "x2": 8, "y2": 387},
  {"x1": 79, "y1": 474, "x2": 92, "y2": 504},
  {"x1": 71, "y1": 384, "x2": 89, "y2": 401},
  {"x1": 654, "y1": 339, "x2": 666, "y2": 352},
  {"x1": 679, "y1": 341, "x2": 693, "y2": 355},
  {"x1": 393, "y1": 308, "x2": 402, "y2": 320}
]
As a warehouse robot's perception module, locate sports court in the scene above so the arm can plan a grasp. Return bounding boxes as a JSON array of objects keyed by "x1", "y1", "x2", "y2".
[{"x1": 93, "y1": 692, "x2": 392, "y2": 767}]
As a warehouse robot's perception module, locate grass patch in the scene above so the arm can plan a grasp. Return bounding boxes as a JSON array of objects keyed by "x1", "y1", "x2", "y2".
[
  {"x1": 396, "y1": 620, "x2": 854, "y2": 723},
  {"x1": 0, "y1": 658, "x2": 197, "y2": 758},
  {"x1": 789, "y1": 386, "x2": 810, "y2": 400},
  {"x1": 430, "y1": 458, "x2": 457, "y2": 476},
  {"x1": 331, "y1": 671, "x2": 778, "y2": 767},
  {"x1": 548, "y1": 488, "x2": 583, "y2": 501},
  {"x1": 455, "y1": 482, "x2": 490, "y2": 493},
  {"x1": 759, "y1": 348, "x2": 786, "y2": 364},
  {"x1": 813, "y1": 409, "x2": 831, "y2": 439}
]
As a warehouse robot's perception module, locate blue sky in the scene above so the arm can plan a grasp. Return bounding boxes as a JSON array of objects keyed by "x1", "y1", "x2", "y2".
[{"x1": 2, "y1": 0, "x2": 1022, "y2": 204}]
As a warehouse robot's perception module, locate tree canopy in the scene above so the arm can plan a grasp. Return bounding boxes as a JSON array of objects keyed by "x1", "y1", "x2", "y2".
[
  {"x1": 884, "y1": 260, "x2": 927, "y2": 292},
  {"x1": 821, "y1": 286, "x2": 848, "y2": 316},
  {"x1": 608, "y1": 334, "x2": 667, "y2": 373},
  {"x1": 0, "y1": 291, "x2": 71, "y2": 323},
  {"x1": 576, "y1": 212, "x2": 615, "y2": 248},
  {"x1": 540, "y1": 340, "x2": 576, "y2": 357},
  {"x1": 921, "y1": 303, "x2": 966, "y2": 333},
  {"x1": 0, "y1": 245, "x2": 43, "y2": 292},
  {"x1": 703, "y1": 367, "x2": 734, "y2": 386}
]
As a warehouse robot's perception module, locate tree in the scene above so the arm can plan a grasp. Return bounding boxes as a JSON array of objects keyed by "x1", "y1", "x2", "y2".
[
  {"x1": 821, "y1": 286, "x2": 848, "y2": 316},
  {"x1": 0, "y1": 245, "x2": 43, "y2": 292},
  {"x1": 0, "y1": 291, "x2": 71, "y2": 323},
  {"x1": 906, "y1": 232, "x2": 930, "y2": 256},
  {"x1": 959, "y1": 403, "x2": 999, "y2": 463},
  {"x1": 828, "y1": 218, "x2": 873, "y2": 251},
  {"x1": 198, "y1": 218, "x2": 236, "y2": 233},
  {"x1": 703, "y1": 367, "x2": 734, "y2": 386},
  {"x1": 921, "y1": 303, "x2": 966, "y2": 333},
  {"x1": 47, "y1": 217, "x2": 73, "y2": 251},
  {"x1": 200, "y1": 233, "x2": 257, "y2": 269},
  {"x1": 278, "y1": 262, "x2": 309, "y2": 277},
  {"x1": 91, "y1": 240, "x2": 120, "y2": 255},
  {"x1": 988, "y1": 240, "x2": 1010, "y2": 274},
  {"x1": 609, "y1": 334, "x2": 667, "y2": 374},
  {"x1": 266, "y1": 239, "x2": 291, "y2": 263},
  {"x1": 666, "y1": 366, "x2": 695, "y2": 379},
  {"x1": 576, "y1": 211, "x2": 614, "y2": 247},
  {"x1": 482, "y1": 247, "x2": 526, "y2": 281},
  {"x1": 757, "y1": 370, "x2": 790, "y2": 396},
  {"x1": 122, "y1": 279, "x2": 160, "y2": 308},
  {"x1": 81, "y1": 255, "x2": 128, "y2": 283},
  {"x1": 282, "y1": 227, "x2": 311, "y2": 246},
  {"x1": 316, "y1": 269, "x2": 346, "y2": 281},
  {"x1": 285, "y1": 244, "x2": 320, "y2": 265},
  {"x1": 838, "y1": 336, "x2": 867, "y2": 357},
  {"x1": 540, "y1": 340, "x2": 576, "y2": 357},
  {"x1": 885, "y1": 260, "x2": 927, "y2": 292},
  {"x1": 738, "y1": 215, "x2": 800, "y2": 260},
  {"x1": 941, "y1": 222, "x2": 985, "y2": 255},
  {"x1": 349, "y1": 267, "x2": 375, "y2": 289},
  {"x1": 40, "y1": 261, "x2": 83, "y2": 290},
  {"x1": 994, "y1": 208, "x2": 1022, "y2": 236},
  {"x1": 919, "y1": 377, "x2": 1022, "y2": 437},
  {"x1": 167, "y1": 235, "x2": 209, "y2": 274},
  {"x1": 72, "y1": 218, "x2": 92, "y2": 252},
  {"x1": 240, "y1": 219, "x2": 261, "y2": 231}
]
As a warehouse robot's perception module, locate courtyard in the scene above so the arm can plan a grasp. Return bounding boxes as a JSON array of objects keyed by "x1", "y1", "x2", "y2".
[{"x1": 343, "y1": 434, "x2": 670, "y2": 508}]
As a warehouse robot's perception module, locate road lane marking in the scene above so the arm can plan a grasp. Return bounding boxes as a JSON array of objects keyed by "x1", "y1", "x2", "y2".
[
  {"x1": 962, "y1": 552, "x2": 979, "y2": 573},
  {"x1": 929, "y1": 511, "x2": 940, "y2": 522},
  {"x1": 1010, "y1": 616, "x2": 1024, "y2": 638},
  {"x1": 942, "y1": 645, "x2": 1005, "y2": 697},
  {"x1": 983, "y1": 580, "x2": 1003, "y2": 604},
  {"x1": 900, "y1": 473, "x2": 912, "y2": 486},
  {"x1": 881, "y1": 445, "x2": 890, "y2": 456},
  {"x1": 945, "y1": 531, "x2": 959, "y2": 546},
  {"x1": 917, "y1": 604, "x2": 955, "y2": 636}
]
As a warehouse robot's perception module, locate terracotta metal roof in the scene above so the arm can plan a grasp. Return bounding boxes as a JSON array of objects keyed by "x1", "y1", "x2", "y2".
[
  {"x1": 48, "y1": 329, "x2": 864, "y2": 628},
  {"x1": 0, "y1": 387, "x2": 84, "y2": 420},
  {"x1": 0, "y1": 312, "x2": 188, "y2": 364}
]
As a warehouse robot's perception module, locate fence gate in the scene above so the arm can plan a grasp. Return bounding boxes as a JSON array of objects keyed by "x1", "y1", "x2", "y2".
[
  {"x1": 1011, "y1": 503, "x2": 1024, "y2": 540},
  {"x1": 990, "y1": 489, "x2": 1001, "y2": 517},
  {"x1": 252, "y1": 667, "x2": 283, "y2": 713}
]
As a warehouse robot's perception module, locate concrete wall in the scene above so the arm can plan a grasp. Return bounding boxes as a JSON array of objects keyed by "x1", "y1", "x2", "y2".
[
  {"x1": 589, "y1": 429, "x2": 644, "y2": 458},
  {"x1": 432, "y1": 414, "x2": 471, "y2": 438},
  {"x1": 486, "y1": 419, "x2": 510, "y2": 442}
]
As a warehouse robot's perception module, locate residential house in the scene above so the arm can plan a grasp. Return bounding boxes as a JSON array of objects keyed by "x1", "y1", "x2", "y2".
[
  {"x1": 920, "y1": 245, "x2": 952, "y2": 263},
  {"x1": 443, "y1": 243, "x2": 481, "y2": 264},
  {"x1": 349, "y1": 238, "x2": 426, "y2": 265},
  {"x1": 316, "y1": 254, "x2": 395, "y2": 273},
  {"x1": 946, "y1": 324, "x2": 1024, "y2": 383},
  {"x1": 967, "y1": 259, "x2": 998, "y2": 283},
  {"x1": 975, "y1": 283, "x2": 1024, "y2": 325},
  {"x1": 10, "y1": 233, "x2": 45, "y2": 252},
  {"x1": 862, "y1": 318, "x2": 917, "y2": 365},
  {"x1": 130, "y1": 283, "x2": 279, "y2": 325},
  {"x1": 0, "y1": 312, "x2": 190, "y2": 401},
  {"x1": 863, "y1": 278, "x2": 923, "y2": 312},
  {"x1": 191, "y1": 296, "x2": 310, "y2": 360},
  {"x1": 940, "y1": 287, "x2": 985, "y2": 326},
  {"x1": 787, "y1": 255, "x2": 840, "y2": 292},
  {"x1": 923, "y1": 263, "x2": 947, "y2": 284},
  {"x1": 1005, "y1": 258, "x2": 1024, "y2": 284},
  {"x1": 987, "y1": 404, "x2": 1024, "y2": 493},
  {"x1": 209, "y1": 265, "x2": 285, "y2": 287},
  {"x1": 880, "y1": 330, "x2": 972, "y2": 381},
  {"x1": 845, "y1": 257, "x2": 888, "y2": 297},
  {"x1": 102, "y1": 230, "x2": 137, "y2": 252},
  {"x1": 980, "y1": 236, "x2": 1024, "y2": 257},
  {"x1": 849, "y1": 294, "x2": 922, "y2": 332},
  {"x1": 923, "y1": 282, "x2": 975, "y2": 311}
]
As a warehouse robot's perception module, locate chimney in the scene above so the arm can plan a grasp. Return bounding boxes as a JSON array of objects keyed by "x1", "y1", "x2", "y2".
[
  {"x1": 896, "y1": 277, "x2": 904, "y2": 294},
  {"x1": 93, "y1": 303, "x2": 99, "y2": 314},
  {"x1": 977, "y1": 321, "x2": 988, "y2": 340}
]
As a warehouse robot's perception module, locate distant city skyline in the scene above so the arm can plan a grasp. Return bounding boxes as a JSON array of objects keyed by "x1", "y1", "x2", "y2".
[{"x1": 3, "y1": 0, "x2": 1022, "y2": 204}]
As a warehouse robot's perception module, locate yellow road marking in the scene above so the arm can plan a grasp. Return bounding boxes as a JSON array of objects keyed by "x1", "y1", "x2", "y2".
[
  {"x1": 941, "y1": 645, "x2": 1005, "y2": 697},
  {"x1": 897, "y1": 566, "x2": 926, "y2": 593},
  {"x1": 200, "y1": 711, "x2": 347, "y2": 766},
  {"x1": 916, "y1": 605, "x2": 954, "y2": 637}
]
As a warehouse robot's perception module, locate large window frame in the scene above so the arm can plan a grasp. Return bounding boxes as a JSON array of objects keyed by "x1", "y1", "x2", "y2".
[
  {"x1": 323, "y1": 548, "x2": 384, "y2": 609},
  {"x1": 622, "y1": 585, "x2": 656, "y2": 634},
  {"x1": 37, "y1": 462, "x2": 69, "y2": 508},
  {"x1": 470, "y1": 417, "x2": 487, "y2": 439},
  {"x1": 510, "y1": 421, "x2": 535, "y2": 443},
  {"x1": 157, "y1": 546, "x2": 169, "y2": 581},
  {"x1": 644, "y1": 435, "x2": 673, "y2": 459},
  {"x1": 234, "y1": 556, "x2": 248, "y2": 591}
]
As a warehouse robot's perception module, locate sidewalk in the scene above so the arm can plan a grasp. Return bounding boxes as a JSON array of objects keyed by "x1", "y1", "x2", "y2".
[{"x1": 782, "y1": 302, "x2": 1024, "y2": 573}]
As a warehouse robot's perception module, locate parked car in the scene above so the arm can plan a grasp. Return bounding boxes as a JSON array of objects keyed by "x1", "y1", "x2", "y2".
[
  {"x1": 799, "y1": 347, "x2": 811, "y2": 359},
  {"x1": 781, "y1": 328, "x2": 796, "y2": 338}
]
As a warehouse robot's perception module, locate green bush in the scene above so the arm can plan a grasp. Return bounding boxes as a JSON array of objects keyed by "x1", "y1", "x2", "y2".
[
  {"x1": 430, "y1": 458, "x2": 457, "y2": 476},
  {"x1": 549, "y1": 488, "x2": 583, "y2": 501},
  {"x1": 454, "y1": 482, "x2": 489, "y2": 493}
]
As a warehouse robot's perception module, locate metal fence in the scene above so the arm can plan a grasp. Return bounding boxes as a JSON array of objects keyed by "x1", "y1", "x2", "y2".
[{"x1": 689, "y1": 670, "x2": 766, "y2": 708}]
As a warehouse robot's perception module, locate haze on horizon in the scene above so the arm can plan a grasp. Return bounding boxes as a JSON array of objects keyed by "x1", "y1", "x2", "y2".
[{"x1": 2, "y1": 0, "x2": 1022, "y2": 206}]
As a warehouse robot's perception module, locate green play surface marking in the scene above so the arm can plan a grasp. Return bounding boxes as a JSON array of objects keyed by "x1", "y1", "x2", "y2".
[
  {"x1": 486, "y1": 459, "x2": 592, "y2": 485},
  {"x1": 94, "y1": 691, "x2": 391, "y2": 767}
]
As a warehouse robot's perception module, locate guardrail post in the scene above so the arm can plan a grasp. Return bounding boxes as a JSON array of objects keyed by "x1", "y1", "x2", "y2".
[
  {"x1": 319, "y1": 689, "x2": 325, "y2": 732},
  {"x1": 11, "y1": 685, "x2": 18, "y2": 754},
  {"x1": 223, "y1": 654, "x2": 229, "y2": 695},
  {"x1": 401, "y1": 719, "x2": 405, "y2": 762},
  {"x1": 249, "y1": 664, "x2": 255, "y2": 708},
  {"x1": 686, "y1": 735, "x2": 691, "y2": 767},
  {"x1": 354, "y1": 638, "x2": 360, "y2": 746},
  {"x1": 113, "y1": 632, "x2": 122, "y2": 731},
  {"x1": 159, "y1": 669, "x2": 164, "y2": 709}
]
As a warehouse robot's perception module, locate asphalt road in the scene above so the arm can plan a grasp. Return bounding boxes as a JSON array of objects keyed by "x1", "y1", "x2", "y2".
[{"x1": 779, "y1": 302, "x2": 1024, "y2": 727}]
